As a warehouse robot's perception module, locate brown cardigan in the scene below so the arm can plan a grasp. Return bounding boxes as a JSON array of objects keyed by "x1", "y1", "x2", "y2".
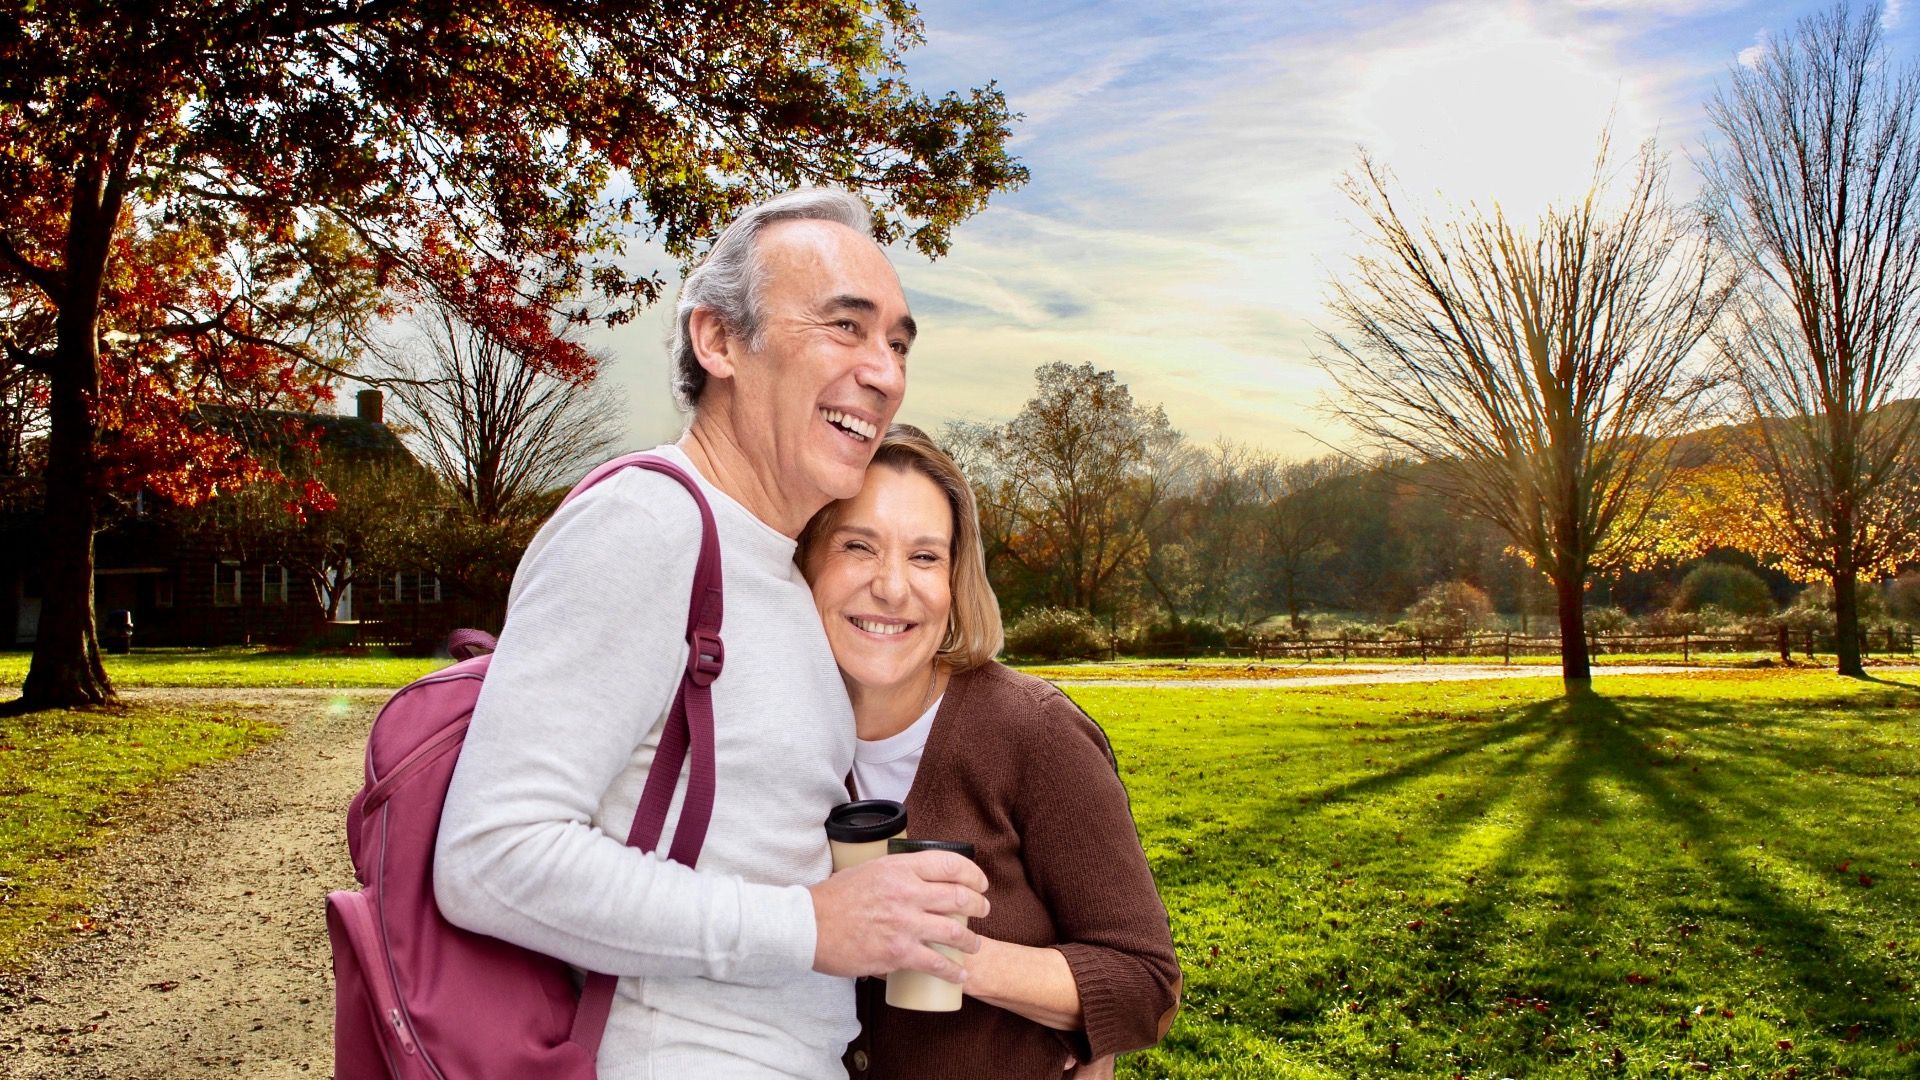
[{"x1": 843, "y1": 662, "x2": 1181, "y2": 1079}]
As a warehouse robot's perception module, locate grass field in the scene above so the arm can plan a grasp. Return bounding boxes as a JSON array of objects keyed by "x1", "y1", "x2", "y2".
[
  {"x1": 1, "y1": 652, "x2": 1914, "y2": 1075},
  {"x1": 1076, "y1": 671, "x2": 1920, "y2": 1077},
  {"x1": 0, "y1": 647, "x2": 448, "y2": 689},
  {"x1": 0, "y1": 703, "x2": 279, "y2": 970}
]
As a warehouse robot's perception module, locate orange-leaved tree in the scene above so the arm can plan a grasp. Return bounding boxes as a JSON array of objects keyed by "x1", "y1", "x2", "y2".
[{"x1": 0, "y1": 1, "x2": 1025, "y2": 709}]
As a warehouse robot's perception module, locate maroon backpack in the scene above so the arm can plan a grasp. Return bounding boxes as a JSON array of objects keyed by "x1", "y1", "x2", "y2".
[{"x1": 326, "y1": 453, "x2": 725, "y2": 1078}]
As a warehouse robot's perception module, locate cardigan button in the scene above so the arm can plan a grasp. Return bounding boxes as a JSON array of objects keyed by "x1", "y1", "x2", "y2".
[{"x1": 852, "y1": 1050, "x2": 870, "y2": 1072}]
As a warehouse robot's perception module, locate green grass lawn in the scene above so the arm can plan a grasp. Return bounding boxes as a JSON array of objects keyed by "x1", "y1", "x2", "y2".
[
  {"x1": 0, "y1": 703, "x2": 279, "y2": 970},
  {"x1": 0, "y1": 647, "x2": 448, "y2": 690},
  {"x1": 1078, "y1": 671, "x2": 1920, "y2": 1078}
]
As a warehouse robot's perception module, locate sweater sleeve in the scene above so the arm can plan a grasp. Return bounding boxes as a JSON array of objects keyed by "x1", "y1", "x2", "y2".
[
  {"x1": 432, "y1": 473, "x2": 818, "y2": 984},
  {"x1": 1018, "y1": 686, "x2": 1183, "y2": 1059}
]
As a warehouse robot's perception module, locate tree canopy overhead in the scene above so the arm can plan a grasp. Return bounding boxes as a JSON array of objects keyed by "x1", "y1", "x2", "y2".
[{"x1": 0, "y1": 0, "x2": 1025, "y2": 708}]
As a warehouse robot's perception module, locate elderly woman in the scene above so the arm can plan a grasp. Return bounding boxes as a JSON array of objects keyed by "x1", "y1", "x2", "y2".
[{"x1": 799, "y1": 425, "x2": 1181, "y2": 1079}]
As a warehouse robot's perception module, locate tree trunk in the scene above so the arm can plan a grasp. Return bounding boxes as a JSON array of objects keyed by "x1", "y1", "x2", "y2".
[
  {"x1": 18, "y1": 149, "x2": 123, "y2": 710},
  {"x1": 21, "y1": 317, "x2": 111, "y2": 707},
  {"x1": 1553, "y1": 568, "x2": 1592, "y2": 696},
  {"x1": 1833, "y1": 567, "x2": 1866, "y2": 678}
]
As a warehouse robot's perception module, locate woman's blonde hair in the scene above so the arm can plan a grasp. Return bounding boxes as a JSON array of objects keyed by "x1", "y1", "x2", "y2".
[{"x1": 798, "y1": 424, "x2": 1003, "y2": 671}]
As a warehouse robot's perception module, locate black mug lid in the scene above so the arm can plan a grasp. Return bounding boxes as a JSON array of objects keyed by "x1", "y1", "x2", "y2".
[
  {"x1": 888, "y1": 837, "x2": 974, "y2": 860},
  {"x1": 826, "y1": 800, "x2": 908, "y2": 844}
]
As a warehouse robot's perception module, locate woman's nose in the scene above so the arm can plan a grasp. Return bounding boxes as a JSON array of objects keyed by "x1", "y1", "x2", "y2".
[{"x1": 869, "y1": 556, "x2": 907, "y2": 602}]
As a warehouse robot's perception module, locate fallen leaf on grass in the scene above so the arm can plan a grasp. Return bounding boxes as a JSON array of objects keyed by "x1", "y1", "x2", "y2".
[
  {"x1": 1625, "y1": 973, "x2": 1654, "y2": 986},
  {"x1": 1777, "y1": 1039, "x2": 1792, "y2": 1050}
]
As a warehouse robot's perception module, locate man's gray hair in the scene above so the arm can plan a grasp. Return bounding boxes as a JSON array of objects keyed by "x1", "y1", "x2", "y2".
[{"x1": 669, "y1": 188, "x2": 876, "y2": 410}]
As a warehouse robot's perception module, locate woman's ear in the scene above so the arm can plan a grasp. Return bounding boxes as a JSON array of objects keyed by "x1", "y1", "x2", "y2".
[{"x1": 688, "y1": 306, "x2": 738, "y2": 382}]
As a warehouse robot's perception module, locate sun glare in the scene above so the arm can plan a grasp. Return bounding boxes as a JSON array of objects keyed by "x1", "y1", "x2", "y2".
[{"x1": 1355, "y1": 22, "x2": 1660, "y2": 219}]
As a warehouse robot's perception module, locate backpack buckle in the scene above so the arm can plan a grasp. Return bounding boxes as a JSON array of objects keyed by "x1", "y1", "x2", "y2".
[{"x1": 687, "y1": 630, "x2": 725, "y2": 686}]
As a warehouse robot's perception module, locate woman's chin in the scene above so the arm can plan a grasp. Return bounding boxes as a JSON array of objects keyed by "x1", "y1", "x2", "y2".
[{"x1": 840, "y1": 656, "x2": 934, "y2": 700}]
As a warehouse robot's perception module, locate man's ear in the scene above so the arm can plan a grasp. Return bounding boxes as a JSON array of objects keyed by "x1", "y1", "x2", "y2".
[{"x1": 688, "y1": 306, "x2": 739, "y2": 382}]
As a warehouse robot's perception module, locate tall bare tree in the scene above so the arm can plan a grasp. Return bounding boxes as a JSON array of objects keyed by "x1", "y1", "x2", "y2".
[
  {"x1": 1701, "y1": 2, "x2": 1920, "y2": 678},
  {"x1": 1319, "y1": 141, "x2": 1729, "y2": 694},
  {"x1": 384, "y1": 307, "x2": 624, "y2": 525}
]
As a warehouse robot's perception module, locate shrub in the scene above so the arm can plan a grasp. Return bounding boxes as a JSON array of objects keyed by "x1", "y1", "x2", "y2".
[
  {"x1": 1402, "y1": 581, "x2": 1495, "y2": 637},
  {"x1": 1138, "y1": 617, "x2": 1247, "y2": 656},
  {"x1": 1002, "y1": 607, "x2": 1110, "y2": 661},
  {"x1": 1672, "y1": 563, "x2": 1775, "y2": 617},
  {"x1": 1583, "y1": 605, "x2": 1632, "y2": 635},
  {"x1": 1635, "y1": 608, "x2": 1704, "y2": 636},
  {"x1": 1887, "y1": 573, "x2": 1920, "y2": 624},
  {"x1": 1779, "y1": 581, "x2": 1887, "y2": 632}
]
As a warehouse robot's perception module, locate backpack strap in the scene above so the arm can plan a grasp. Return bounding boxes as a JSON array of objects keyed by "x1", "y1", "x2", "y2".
[{"x1": 555, "y1": 452, "x2": 726, "y2": 1054}]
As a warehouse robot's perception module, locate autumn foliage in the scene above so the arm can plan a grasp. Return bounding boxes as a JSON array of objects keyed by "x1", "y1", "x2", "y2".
[{"x1": 0, "y1": 1, "x2": 1024, "y2": 707}]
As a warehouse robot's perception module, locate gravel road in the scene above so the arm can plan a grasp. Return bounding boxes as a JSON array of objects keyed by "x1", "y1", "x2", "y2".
[{"x1": 0, "y1": 688, "x2": 388, "y2": 1080}]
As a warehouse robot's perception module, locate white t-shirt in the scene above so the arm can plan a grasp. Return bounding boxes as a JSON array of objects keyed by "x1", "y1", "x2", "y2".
[{"x1": 851, "y1": 695, "x2": 942, "y2": 804}]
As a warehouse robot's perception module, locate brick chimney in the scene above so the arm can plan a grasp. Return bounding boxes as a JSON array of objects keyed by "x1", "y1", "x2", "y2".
[{"x1": 356, "y1": 388, "x2": 384, "y2": 425}]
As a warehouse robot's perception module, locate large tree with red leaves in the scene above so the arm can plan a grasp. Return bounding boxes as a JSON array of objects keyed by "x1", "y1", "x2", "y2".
[{"x1": 0, "y1": 1, "x2": 1023, "y2": 709}]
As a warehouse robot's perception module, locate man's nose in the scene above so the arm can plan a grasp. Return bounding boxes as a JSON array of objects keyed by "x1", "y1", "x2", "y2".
[{"x1": 859, "y1": 336, "x2": 906, "y2": 405}]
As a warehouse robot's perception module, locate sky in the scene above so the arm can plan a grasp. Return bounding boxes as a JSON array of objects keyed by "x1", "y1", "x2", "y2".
[{"x1": 593, "y1": 0, "x2": 1920, "y2": 458}]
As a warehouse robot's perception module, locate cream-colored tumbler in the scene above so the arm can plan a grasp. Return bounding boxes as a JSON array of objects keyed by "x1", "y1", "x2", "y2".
[
  {"x1": 882, "y1": 838, "x2": 977, "y2": 1012},
  {"x1": 825, "y1": 800, "x2": 907, "y2": 871}
]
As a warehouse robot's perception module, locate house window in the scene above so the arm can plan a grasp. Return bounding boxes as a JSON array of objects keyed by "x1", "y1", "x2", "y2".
[
  {"x1": 154, "y1": 577, "x2": 174, "y2": 609},
  {"x1": 379, "y1": 573, "x2": 402, "y2": 605},
  {"x1": 262, "y1": 565, "x2": 289, "y2": 605},
  {"x1": 415, "y1": 572, "x2": 441, "y2": 604},
  {"x1": 213, "y1": 561, "x2": 242, "y2": 607}
]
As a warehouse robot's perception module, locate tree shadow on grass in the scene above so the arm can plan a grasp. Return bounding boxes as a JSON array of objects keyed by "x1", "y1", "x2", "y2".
[{"x1": 1193, "y1": 688, "x2": 1918, "y2": 1075}]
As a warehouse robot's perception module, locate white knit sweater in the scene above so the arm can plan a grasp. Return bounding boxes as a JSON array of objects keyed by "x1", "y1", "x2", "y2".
[{"x1": 435, "y1": 444, "x2": 858, "y2": 1078}]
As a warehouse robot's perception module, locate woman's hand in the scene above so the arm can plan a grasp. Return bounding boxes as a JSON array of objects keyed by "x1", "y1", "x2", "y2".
[{"x1": 963, "y1": 936, "x2": 1084, "y2": 1032}]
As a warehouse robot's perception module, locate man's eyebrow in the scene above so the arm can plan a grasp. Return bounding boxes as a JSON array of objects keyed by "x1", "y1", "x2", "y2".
[{"x1": 821, "y1": 295, "x2": 917, "y2": 344}]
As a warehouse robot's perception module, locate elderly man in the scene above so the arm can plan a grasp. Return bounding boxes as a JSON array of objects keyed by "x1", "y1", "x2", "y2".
[{"x1": 436, "y1": 189, "x2": 989, "y2": 1078}]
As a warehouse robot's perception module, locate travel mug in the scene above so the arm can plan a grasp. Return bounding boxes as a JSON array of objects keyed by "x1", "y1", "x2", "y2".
[
  {"x1": 883, "y1": 838, "x2": 977, "y2": 1012},
  {"x1": 825, "y1": 800, "x2": 908, "y2": 871}
]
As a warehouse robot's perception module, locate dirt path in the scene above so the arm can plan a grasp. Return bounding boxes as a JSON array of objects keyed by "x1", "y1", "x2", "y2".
[{"x1": 0, "y1": 688, "x2": 387, "y2": 1080}]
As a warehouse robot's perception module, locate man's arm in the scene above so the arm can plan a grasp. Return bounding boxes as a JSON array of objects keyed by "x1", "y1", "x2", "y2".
[{"x1": 434, "y1": 474, "x2": 815, "y2": 983}]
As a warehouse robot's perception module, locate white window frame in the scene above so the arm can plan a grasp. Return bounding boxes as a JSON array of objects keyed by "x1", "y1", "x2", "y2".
[
  {"x1": 415, "y1": 572, "x2": 441, "y2": 604},
  {"x1": 379, "y1": 572, "x2": 402, "y2": 605},
  {"x1": 213, "y1": 561, "x2": 242, "y2": 607}
]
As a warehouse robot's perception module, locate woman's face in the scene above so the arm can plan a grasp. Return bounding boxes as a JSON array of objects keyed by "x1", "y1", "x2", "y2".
[{"x1": 808, "y1": 465, "x2": 954, "y2": 699}]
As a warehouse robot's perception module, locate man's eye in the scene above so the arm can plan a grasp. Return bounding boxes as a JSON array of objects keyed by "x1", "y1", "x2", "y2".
[{"x1": 835, "y1": 319, "x2": 859, "y2": 333}]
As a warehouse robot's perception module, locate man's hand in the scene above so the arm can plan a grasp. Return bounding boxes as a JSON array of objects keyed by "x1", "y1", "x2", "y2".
[{"x1": 809, "y1": 851, "x2": 989, "y2": 981}]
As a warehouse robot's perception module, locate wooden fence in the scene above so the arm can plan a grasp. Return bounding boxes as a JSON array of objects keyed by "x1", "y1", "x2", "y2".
[{"x1": 1179, "y1": 626, "x2": 1920, "y2": 663}]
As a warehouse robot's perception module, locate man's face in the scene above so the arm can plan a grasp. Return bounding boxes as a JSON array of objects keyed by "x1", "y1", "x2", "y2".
[{"x1": 721, "y1": 219, "x2": 915, "y2": 522}]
